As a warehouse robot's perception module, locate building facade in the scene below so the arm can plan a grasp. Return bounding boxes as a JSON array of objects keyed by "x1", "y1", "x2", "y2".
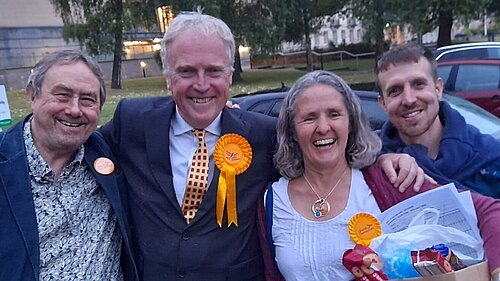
[
  {"x1": 0, "y1": 0, "x2": 164, "y2": 90},
  {"x1": 280, "y1": 14, "x2": 365, "y2": 52}
]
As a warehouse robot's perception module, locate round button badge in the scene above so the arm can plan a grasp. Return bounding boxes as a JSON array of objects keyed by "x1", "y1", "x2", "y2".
[{"x1": 93, "y1": 157, "x2": 115, "y2": 175}]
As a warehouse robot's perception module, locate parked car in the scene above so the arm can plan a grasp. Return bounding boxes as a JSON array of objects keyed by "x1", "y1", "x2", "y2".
[
  {"x1": 433, "y1": 42, "x2": 500, "y2": 62},
  {"x1": 231, "y1": 89, "x2": 500, "y2": 140},
  {"x1": 437, "y1": 59, "x2": 500, "y2": 117}
]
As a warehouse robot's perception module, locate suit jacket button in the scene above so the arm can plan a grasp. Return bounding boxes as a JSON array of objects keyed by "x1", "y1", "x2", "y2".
[
  {"x1": 178, "y1": 271, "x2": 186, "y2": 278},
  {"x1": 182, "y1": 233, "x2": 190, "y2": 240}
]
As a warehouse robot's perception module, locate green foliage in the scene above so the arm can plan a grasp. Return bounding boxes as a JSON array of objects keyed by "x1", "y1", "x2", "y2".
[
  {"x1": 263, "y1": 0, "x2": 347, "y2": 71},
  {"x1": 49, "y1": 0, "x2": 159, "y2": 88},
  {"x1": 349, "y1": 0, "x2": 385, "y2": 54},
  {"x1": 488, "y1": 0, "x2": 500, "y2": 16},
  {"x1": 350, "y1": 0, "x2": 491, "y2": 49},
  {"x1": 267, "y1": 0, "x2": 346, "y2": 43},
  {"x1": 51, "y1": 0, "x2": 131, "y2": 55},
  {"x1": 238, "y1": 2, "x2": 281, "y2": 56}
]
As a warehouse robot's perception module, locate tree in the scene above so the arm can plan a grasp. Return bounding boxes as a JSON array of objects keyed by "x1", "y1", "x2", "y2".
[
  {"x1": 170, "y1": 0, "x2": 285, "y2": 83},
  {"x1": 382, "y1": 1, "x2": 434, "y2": 44},
  {"x1": 49, "y1": 0, "x2": 158, "y2": 89},
  {"x1": 487, "y1": 0, "x2": 500, "y2": 34},
  {"x1": 391, "y1": 0, "x2": 489, "y2": 47},
  {"x1": 238, "y1": 3, "x2": 280, "y2": 59},
  {"x1": 350, "y1": 0, "x2": 386, "y2": 56},
  {"x1": 267, "y1": 0, "x2": 347, "y2": 71}
]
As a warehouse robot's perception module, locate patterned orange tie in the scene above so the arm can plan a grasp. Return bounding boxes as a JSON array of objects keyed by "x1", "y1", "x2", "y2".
[{"x1": 181, "y1": 129, "x2": 209, "y2": 223}]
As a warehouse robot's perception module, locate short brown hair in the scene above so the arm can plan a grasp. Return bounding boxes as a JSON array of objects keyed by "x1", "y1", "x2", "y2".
[
  {"x1": 27, "y1": 49, "x2": 106, "y2": 109},
  {"x1": 374, "y1": 43, "x2": 437, "y2": 95}
]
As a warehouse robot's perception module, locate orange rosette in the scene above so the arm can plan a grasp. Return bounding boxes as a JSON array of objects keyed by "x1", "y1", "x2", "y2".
[
  {"x1": 348, "y1": 213, "x2": 382, "y2": 246},
  {"x1": 214, "y1": 133, "x2": 252, "y2": 227}
]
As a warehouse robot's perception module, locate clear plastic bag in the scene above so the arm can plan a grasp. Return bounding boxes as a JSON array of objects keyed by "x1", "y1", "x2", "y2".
[{"x1": 370, "y1": 208, "x2": 484, "y2": 279}]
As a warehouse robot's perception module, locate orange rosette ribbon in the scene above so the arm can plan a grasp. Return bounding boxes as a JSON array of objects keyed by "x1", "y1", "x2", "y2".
[
  {"x1": 348, "y1": 213, "x2": 382, "y2": 246},
  {"x1": 214, "y1": 133, "x2": 252, "y2": 227}
]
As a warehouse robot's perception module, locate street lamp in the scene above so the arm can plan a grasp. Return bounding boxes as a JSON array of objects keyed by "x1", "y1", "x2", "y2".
[{"x1": 140, "y1": 61, "x2": 147, "y2": 77}]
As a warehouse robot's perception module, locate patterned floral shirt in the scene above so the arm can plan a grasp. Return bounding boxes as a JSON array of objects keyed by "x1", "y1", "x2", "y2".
[{"x1": 23, "y1": 121, "x2": 122, "y2": 281}]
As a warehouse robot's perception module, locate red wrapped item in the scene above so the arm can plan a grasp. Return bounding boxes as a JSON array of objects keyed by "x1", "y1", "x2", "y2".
[
  {"x1": 343, "y1": 245, "x2": 389, "y2": 281},
  {"x1": 411, "y1": 248, "x2": 454, "y2": 276},
  {"x1": 431, "y1": 244, "x2": 466, "y2": 271}
]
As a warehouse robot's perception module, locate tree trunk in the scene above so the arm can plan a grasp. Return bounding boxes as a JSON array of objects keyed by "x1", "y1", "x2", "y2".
[
  {"x1": 111, "y1": 0, "x2": 123, "y2": 89},
  {"x1": 111, "y1": 35, "x2": 122, "y2": 89},
  {"x1": 374, "y1": 0, "x2": 385, "y2": 57},
  {"x1": 304, "y1": 14, "x2": 313, "y2": 71},
  {"x1": 232, "y1": 44, "x2": 243, "y2": 83},
  {"x1": 437, "y1": 9, "x2": 453, "y2": 48}
]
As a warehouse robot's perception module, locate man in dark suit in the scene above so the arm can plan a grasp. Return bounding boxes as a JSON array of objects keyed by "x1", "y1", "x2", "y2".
[
  {"x1": 101, "y1": 10, "x2": 429, "y2": 281},
  {"x1": 101, "y1": 11, "x2": 276, "y2": 280},
  {"x1": 0, "y1": 50, "x2": 137, "y2": 280}
]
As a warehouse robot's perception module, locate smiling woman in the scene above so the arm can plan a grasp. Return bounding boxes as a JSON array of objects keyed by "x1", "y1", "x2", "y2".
[
  {"x1": 261, "y1": 69, "x2": 500, "y2": 281},
  {"x1": 269, "y1": 70, "x2": 386, "y2": 280}
]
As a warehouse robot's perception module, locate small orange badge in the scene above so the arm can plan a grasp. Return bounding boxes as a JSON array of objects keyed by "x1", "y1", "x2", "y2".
[
  {"x1": 348, "y1": 213, "x2": 382, "y2": 246},
  {"x1": 93, "y1": 157, "x2": 115, "y2": 175}
]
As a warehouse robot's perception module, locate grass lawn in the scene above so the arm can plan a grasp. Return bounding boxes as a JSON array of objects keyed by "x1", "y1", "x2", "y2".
[{"x1": 3, "y1": 59, "x2": 375, "y2": 128}]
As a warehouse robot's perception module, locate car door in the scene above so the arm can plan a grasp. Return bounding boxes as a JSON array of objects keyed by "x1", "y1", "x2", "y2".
[{"x1": 443, "y1": 63, "x2": 500, "y2": 117}]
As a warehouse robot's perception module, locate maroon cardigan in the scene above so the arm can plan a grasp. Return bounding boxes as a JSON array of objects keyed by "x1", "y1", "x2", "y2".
[{"x1": 257, "y1": 165, "x2": 500, "y2": 280}]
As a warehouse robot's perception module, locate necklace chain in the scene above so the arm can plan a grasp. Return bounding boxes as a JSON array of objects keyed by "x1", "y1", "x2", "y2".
[
  {"x1": 303, "y1": 167, "x2": 348, "y2": 218},
  {"x1": 303, "y1": 167, "x2": 348, "y2": 201}
]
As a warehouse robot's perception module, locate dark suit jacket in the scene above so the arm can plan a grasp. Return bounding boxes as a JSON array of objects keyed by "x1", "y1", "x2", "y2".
[
  {"x1": 100, "y1": 97, "x2": 278, "y2": 281},
  {"x1": 0, "y1": 116, "x2": 138, "y2": 281}
]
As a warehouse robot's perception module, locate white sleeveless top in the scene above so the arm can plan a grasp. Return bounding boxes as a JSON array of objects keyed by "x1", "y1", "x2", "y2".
[{"x1": 272, "y1": 169, "x2": 382, "y2": 281}]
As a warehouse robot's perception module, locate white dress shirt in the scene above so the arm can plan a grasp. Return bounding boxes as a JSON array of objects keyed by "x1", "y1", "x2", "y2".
[
  {"x1": 169, "y1": 106, "x2": 222, "y2": 206},
  {"x1": 272, "y1": 169, "x2": 382, "y2": 281}
]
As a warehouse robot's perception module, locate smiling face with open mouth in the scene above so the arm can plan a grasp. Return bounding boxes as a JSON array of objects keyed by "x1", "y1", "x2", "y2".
[
  {"x1": 293, "y1": 84, "x2": 350, "y2": 171},
  {"x1": 378, "y1": 57, "x2": 443, "y2": 146},
  {"x1": 29, "y1": 61, "x2": 101, "y2": 157},
  {"x1": 167, "y1": 30, "x2": 233, "y2": 129}
]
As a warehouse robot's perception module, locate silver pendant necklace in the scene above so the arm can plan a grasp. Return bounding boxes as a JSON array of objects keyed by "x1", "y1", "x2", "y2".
[{"x1": 303, "y1": 167, "x2": 348, "y2": 218}]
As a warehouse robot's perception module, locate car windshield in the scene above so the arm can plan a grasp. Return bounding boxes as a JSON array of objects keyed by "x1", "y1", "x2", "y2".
[{"x1": 443, "y1": 94, "x2": 500, "y2": 139}]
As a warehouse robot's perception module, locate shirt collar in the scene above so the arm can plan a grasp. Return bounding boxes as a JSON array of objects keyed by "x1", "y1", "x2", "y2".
[{"x1": 171, "y1": 105, "x2": 222, "y2": 137}]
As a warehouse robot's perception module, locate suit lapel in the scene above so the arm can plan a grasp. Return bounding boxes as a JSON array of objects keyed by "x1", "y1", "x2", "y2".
[
  {"x1": 83, "y1": 136, "x2": 136, "y2": 252},
  {"x1": 83, "y1": 136, "x2": 123, "y2": 223},
  {"x1": 0, "y1": 120, "x2": 40, "y2": 276},
  {"x1": 143, "y1": 100, "x2": 181, "y2": 213}
]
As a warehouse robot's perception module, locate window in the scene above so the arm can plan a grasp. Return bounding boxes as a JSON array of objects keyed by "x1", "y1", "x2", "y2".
[
  {"x1": 269, "y1": 100, "x2": 283, "y2": 118},
  {"x1": 249, "y1": 100, "x2": 274, "y2": 115},
  {"x1": 487, "y1": 48, "x2": 500, "y2": 59},
  {"x1": 437, "y1": 65, "x2": 453, "y2": 86},
  {"x1": 455, "y1": 64, "x2": 500, "y2": 92},
  {"x1": 322, "y1": 31, "x2": 329, "y2": 46},
  {"x1": 440, "y1": 48, "x2": 483, "y2": 61},
  {"x1": 331, "y1": 30, "x2": 338, "y2": 45}
]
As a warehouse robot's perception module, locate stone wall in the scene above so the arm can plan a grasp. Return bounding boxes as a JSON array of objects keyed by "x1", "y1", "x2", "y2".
[{"x1": 0, "y1": 57, "x2": 163, "y2": 91}]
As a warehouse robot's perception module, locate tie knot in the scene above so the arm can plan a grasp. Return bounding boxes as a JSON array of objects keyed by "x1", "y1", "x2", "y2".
[{"x1": 192, "y1": 129, "x2": 205, "y2": 143}]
